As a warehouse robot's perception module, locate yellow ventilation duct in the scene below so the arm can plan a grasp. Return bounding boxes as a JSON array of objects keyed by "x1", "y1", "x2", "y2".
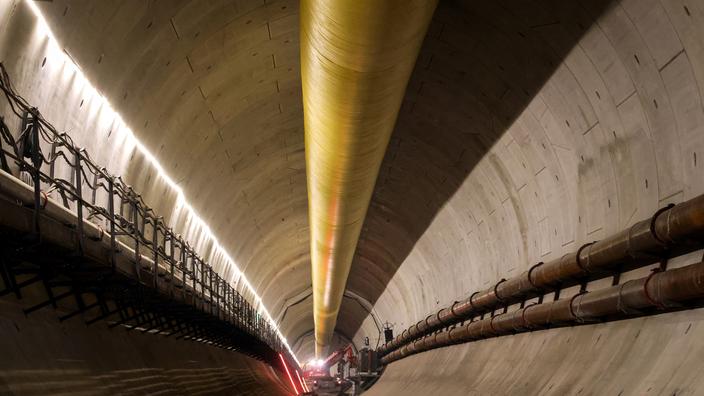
[{"x1": 301, "y1": 0, "x2": 438, "y2": 356}]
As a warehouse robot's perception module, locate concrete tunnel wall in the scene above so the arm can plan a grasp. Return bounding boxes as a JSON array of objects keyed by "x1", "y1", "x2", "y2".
[
  {"x1": 353, "y1": 0, "x2": 704, "y2": 395},
  {"x1": 6, "y1": 0, "x2": 317, "y2": 361},
  {"x1": 0, "y1": 1, "x2": 294, "y2": 394},
  {"x1": 2, "y1": 0, "x2": 704, "y2": 395},
  {"x1": 0, "y1": 295, "x2": 292, "y2": 395}
]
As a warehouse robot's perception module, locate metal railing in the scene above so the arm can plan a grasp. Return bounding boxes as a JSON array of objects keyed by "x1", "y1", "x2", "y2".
[{"x1": 0, "y1": 63, "x2": 291, "y2": 364}]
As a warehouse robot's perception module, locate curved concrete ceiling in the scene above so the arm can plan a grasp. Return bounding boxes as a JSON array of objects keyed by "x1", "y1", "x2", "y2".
[{"x1": 7, "y1": 0, "x2": 704, "y2": 393}]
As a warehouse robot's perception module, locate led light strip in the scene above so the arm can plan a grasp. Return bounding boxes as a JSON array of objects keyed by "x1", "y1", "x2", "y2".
[
  {"x1": 279, "y1": 353, "x2": 300, "y2": 395},
  {"x1": 295, "y1": 369, "x2": 309, "y2": 393},
  {"x1": 24, "y1": 0, "x2": 299, "y2": 366}
]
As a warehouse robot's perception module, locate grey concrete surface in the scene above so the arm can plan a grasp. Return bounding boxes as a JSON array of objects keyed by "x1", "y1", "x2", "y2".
[
  {"x1": 367, "y1": 308, "x2": 704, "y2": 396},
  {"x1": 0, "y1": 1, "x2": 297, "y2": 393},
  {"x1": 1, "y1": 0, "x2": 704, "y2": 394},
  {"x1": 353, "y1": 0, "x2": 704, "y2": 350},
  {"x1": 352, "y1": 0, "x2": 704, "y2": 394},
  {"x1": 0, "y1": 294, "x2": 290, "y2": 395}
]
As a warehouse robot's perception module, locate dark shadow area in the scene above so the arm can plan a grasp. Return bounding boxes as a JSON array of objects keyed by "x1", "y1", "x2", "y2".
[
  {"x1": 0, "y1": 293, "x2": 291, "y2": 396},
  {"x1": 339, "y1": 0, "x2": 618, "y2": 338}
]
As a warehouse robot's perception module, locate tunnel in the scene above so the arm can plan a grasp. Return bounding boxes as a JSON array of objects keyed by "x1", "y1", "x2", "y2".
[{"x1": 1, "y1": 0, "x2": 704, "y2": 395}]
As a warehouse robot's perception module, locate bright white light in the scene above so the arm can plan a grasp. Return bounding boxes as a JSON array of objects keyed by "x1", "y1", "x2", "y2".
[
  {"x1": 24, "y1": 0, "x2": 299, "y2": 366},
  {"x1": 308, "y1": 359, "x2": 325, "y2": 367}
]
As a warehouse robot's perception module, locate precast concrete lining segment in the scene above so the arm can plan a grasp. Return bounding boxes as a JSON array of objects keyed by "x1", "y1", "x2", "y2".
[
  {"x1": 300, "y1": 0, "x2": 438, "y2": 356},
  {"x1": 0, "y1": 298, "x2": 292, "y2": 395},
  {"x1": 379, "y1": 193, "x2": 704, "y2": 356}
]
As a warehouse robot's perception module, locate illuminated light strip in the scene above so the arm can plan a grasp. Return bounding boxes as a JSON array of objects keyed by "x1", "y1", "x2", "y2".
[
  {"x1": 299, "y1": 371, "x2": 310, "y2": 393},
  {"x1": 23, "y1": 0, "x2": 300, "y2": 366},
  {"x1": 295, "y1": 370, "x2": 309, "y2": 393},
  {"x1": 279, "y1": 353, "x2": 300, "y2": 395},
  {"x1": 295, "y1": 370, "x2": 306, "y2": 393}
]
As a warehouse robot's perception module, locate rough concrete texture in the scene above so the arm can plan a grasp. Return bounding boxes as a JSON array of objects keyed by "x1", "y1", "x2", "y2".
[
  {"x1": 353, "y1": 0, "x2": 704, "y2": 348},
  {"x1": 0, "y1": 0, "x2": 313, "y2": 356},
  {"x1": 1, "y1": 0, "x2": 704, "y2": 394},
  {"x1": 0, "y1": 296, "x2": 291, "y2": 396},
  {"x1": 367, "y1": 308, "x2": 704, "y2": 395},
  {"x1": 353, "y1": 0, "x2": 704, "y2": 393},
  {"x1": 0, "y1": 0, "x2": 293, "y2": 393}
]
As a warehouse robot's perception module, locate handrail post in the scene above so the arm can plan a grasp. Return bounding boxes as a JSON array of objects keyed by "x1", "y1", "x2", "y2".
[
  {"x1": 131, "y1": 190, "x2": 141, "y2": 282},
  {"x1": 27, "y1": 110, "x2": 42, "y2": 238},
  {"x1": 74, "y1": 151, "x2": 84, "y2": 255},
  {"x1": 152, "y1": 215, "x2": 158, "y2": 289},
  {"x1": 107, "y1": 178, "x2": 116, "y2": 272}
]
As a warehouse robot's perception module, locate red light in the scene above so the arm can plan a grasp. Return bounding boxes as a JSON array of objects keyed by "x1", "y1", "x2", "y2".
[
  {"x1": 279, "y1": 353, "x2": 300, "y2": 395},
  {"x1": 295, "y1": 370, "x2": 309, "y2": 393}
]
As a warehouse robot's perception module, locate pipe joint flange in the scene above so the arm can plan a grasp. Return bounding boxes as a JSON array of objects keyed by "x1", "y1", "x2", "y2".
[
  {"x1": 625, "y1": 222, "x2": 639, "y2": 260},
  {"x1": 450, "y1": 300, "x2": 462, "y2": 319},
  {"x1": 575, "y1": 242, "x2": 596, "y2": 273},
  {"x1": 469, "y1": 291, "x2": 481, "y2": 311},
  {"x1": 650, "y1": 203, "x2": 676, "y2": 246},
  {"x1": 435, "y1": 309, "x2": 444, "y2": 325},
  {"x1": 569, "y1": 291, "x2": 588, "y2": 323},
  {"x1": 521, "y1": 302, "x2": 538, "y2": 329},
  {"x1": 616, "y1": 281, "x2": 643, "y2": 315},
  {"x1": 642, "y1": 268, "x2": 669, "y2": 310},
  {"x1": 527, "y1": 262, "x2": 545, "y2": 290},
  {"x1": 488, "y1": 315, "x2": 499, "y2": 335},
  {"x1": 518, "y1": 303, "x2": 536, "y2": 330},
  {"x1": 493, "y1": 278, "x2": 507, "y2": 302}
]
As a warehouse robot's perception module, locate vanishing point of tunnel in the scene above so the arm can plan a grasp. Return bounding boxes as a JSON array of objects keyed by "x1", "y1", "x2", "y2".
[{"x1": 1, "y1": 0, "x2": 704, "y2": 395}]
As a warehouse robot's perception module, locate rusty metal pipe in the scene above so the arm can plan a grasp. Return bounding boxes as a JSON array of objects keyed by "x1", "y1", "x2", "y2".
[
  {"x1": 382, "y1": 257, "x2": 704, "y2": 364},
  {"x1": 380, "y1": 194, "x2": 704, "y2": 355}
]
